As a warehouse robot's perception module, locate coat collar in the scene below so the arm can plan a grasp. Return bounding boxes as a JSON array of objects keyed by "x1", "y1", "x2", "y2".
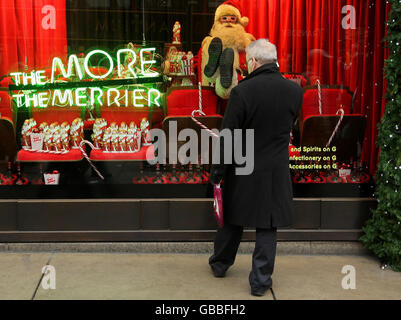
[{"x1": 241, "y1": 62, "x2": 280, "y2": 82}]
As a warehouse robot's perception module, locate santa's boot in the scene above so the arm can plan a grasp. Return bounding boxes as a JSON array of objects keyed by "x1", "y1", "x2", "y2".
[
  {"x1": 219, "y1": 48, "x2": 235, "y2": 89},
  {"x1": 215, "y1": 67, "x2": 237, "y2": 99},
  {"x1": 204, "y1": 37, "x2": 223, "y2": 78}
]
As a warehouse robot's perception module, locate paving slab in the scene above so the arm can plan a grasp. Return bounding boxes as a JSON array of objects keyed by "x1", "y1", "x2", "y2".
[
  {"x1": 272, "y1": 255, "x2": 401, "y2": 300},
  {"x1": 34, "y1": 253, "x2": 273, "y2": 300},
  {"x1": 2, "y1": 253, "x2": 400, "y2": 300},
  {"x1": 0, "y1": 253, "x2": 52, "y2": 300}
]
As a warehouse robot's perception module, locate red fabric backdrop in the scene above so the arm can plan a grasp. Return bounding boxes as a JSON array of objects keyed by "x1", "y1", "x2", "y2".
[
  {"x1": 241, "y1": 0, "x2": 389, "y2": 174},
  {"x1": 0, "y1": 0, "x2": 67, "y2": 78}
]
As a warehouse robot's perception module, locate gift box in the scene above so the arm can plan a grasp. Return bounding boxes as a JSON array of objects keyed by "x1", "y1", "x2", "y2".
[
  {"x1": 44, "y1": 171, "x2": 60, "y2": 185},
  {"x1": 181, "y1": 59, "x2": 192, "y2": 76},
  {"x1": 30, "y1": 133, "x2": 44, "y2": 151},
  {"x1": 338, "y1": 168, "x2": 351, "y2": 178}
]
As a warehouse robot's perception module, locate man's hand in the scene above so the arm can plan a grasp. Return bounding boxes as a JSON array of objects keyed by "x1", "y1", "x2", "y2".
[{"x1": 210, "y1": 164, "x2": 225, "y2": 185}]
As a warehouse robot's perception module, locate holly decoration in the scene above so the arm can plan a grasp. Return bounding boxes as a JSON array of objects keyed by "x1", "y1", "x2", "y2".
[{"x1": 360, "y1": 0, "x2": 401, "y2": 272}]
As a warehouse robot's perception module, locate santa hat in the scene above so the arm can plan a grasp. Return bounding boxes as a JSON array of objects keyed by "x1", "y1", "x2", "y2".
[{"x1": 214, "y1": 0, "x2": 249, "y2": 27}]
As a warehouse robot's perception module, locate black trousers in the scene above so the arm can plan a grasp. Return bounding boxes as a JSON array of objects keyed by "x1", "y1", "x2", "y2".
[{"x1": 209, "y1": 223, "x2": 277, "y2": 290}]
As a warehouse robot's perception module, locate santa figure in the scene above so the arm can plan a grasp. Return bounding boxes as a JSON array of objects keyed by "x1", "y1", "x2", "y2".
[
  {"x1": 92, "y1": 118, "x2": 105, "y2": 149},
  {"x1": 173, "y1": 21, "x2": 181, "y2": 44},
  {"x1": 43, "y1": 128, "x2": 53, "y2": 152},
  {"x1": 111, "y1": 128, "x2": 120, "y2": 152},
  {"x1": 140, "y1": 118, "x2": 152, "y2": 146},
  {"x1": 21, "y1": 119, "x2": 32, "y2": 149},
  {"x1": 70, "y1": 118, "x2": 83, "y2": 148},
  {"x1": 60, "y1": 122, "x2": 71, "y2": 151},
  {"x1": 52, "y1": 130, "x2": 62, "y2": 152},
  {"x1": 127, "y1": 128, "x2": 135, "y2": 152},
  {"x1": 102, "y1": 128, "x2": 112, "y2": 152},
  {"x1": 201, "y1": 0, "x2": 255, "y2": 99},
  {"x1": 119, "y1": 122, "x2": 128, "y2": 152}
]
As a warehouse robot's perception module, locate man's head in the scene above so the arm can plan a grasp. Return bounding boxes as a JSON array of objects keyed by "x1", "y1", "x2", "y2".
[{"x1": 246, "y1": 39, "x2": 278, "y2": 73}]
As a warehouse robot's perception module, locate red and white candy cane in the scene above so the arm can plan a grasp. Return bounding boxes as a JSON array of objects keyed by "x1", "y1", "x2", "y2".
[
  {"x1": 191, "y1": 112, "x2": 220, "y2": 139},
  {"x1": 326, "y1": 108, "x2": 345, "y2": 148},
  {"x1": 316, "y1": 79, "x2": 323, "y2": 115},
  {"x1": 79, "y1": 140, "x2": 105, "y2": 180},
  {"x1": 191, "y1": 82, "x2": 220, "y2": 139}
]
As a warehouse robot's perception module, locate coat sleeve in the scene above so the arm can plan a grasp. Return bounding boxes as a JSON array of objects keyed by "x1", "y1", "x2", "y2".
[{"x1": 210, "y1": 88, "x2": 246, "y2": 184}]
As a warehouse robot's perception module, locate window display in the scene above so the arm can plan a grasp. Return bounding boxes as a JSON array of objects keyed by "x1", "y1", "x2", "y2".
[{"x1": 0, "y1": 0, "x2": 390, "y2": 198}]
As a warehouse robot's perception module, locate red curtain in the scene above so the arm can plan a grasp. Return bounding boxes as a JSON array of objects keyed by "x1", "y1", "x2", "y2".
[
  {"x1": 0, "y1": 0, "x2": 67, "y2": 77},
  {"x1": 241, "y1": 0, "x2": 390, "y2": 174}
]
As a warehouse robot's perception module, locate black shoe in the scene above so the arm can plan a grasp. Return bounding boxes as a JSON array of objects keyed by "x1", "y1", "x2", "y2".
[
  {"x1": 249, "y1": 272, "x2": 272, "y2": 297},
  {"x1": 211, "y1": 266, "x2": 226, "y2": 278},
  {"x1": 219, "y1": 48, "x2": 234, "y2": 89},
  {"x1": 251, "y1": 287, "x2": 268, "y2": 297},
  {"x1": 204, "y1": 38, "x2": 223, "y2": 78}
]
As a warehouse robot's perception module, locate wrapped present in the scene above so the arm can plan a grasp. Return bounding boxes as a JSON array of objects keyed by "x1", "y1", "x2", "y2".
[
  {"x1": 30, "y1": 132, "x2": 44, "y2": 151},
  {"x1": 44, "y1": 170, "x2": 60, "y2": 185}
]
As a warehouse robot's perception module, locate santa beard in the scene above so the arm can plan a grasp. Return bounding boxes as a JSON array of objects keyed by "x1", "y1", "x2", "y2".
[{"x1": 210, "y1": 22, "x2": 250, "y2": 51}]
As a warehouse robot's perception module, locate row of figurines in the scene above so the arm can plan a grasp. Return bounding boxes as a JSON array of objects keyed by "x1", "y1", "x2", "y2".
[
  {"x1": 20, "y1": 117, "x2": 152, "y2": 153},
  {"x1": 91, "y1": 118, "x2": 152, "y2": 153},
  {"x1": 21, "y1": 118, "x2": 84, "y2": 152}
]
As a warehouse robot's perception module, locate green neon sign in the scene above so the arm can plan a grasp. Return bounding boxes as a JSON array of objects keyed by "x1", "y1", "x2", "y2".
[{"x1": 10, "y1": 48, "x2": 162, "y2": 109}]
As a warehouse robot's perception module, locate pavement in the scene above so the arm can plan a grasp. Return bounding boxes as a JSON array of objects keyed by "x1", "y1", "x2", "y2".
[{"x1": 0, "y1": 248, "x2": 400, "y2": 300}]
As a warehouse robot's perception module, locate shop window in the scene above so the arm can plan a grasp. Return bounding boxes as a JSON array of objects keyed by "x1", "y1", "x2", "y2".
[{"x1": 0, "y1": 0, "x2": 388, "y2": 197}]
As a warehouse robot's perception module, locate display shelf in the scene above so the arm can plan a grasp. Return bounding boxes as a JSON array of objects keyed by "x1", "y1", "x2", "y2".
[
  {"x1": 17, "y1": 148, "x2": 84, "y2": 162},
  {"x1": 90, "y1": 145, "x2": 155, "y2": 162}
]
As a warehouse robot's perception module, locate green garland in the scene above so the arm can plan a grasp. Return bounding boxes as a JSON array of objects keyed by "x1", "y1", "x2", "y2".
[{"x1": 360, "y1": 0, "x2": 401, "y2": 272}]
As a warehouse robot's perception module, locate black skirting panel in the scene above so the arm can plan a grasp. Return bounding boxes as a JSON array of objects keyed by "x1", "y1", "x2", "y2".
[{"x1": 0, "y1": 198, "x2": 376, "y2": 242}]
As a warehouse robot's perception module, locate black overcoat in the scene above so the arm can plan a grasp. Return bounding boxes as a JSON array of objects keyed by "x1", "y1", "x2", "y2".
[{"x1": 211, "y1": 63, "x2": 304, "y2": 228}]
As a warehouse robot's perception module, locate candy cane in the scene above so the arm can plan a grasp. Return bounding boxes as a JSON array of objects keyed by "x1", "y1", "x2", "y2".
[
  {"x1": 326, "y1": 109, "x2": 345, "y2": 147},
  {"x1": 316, "y1": 79, "x2": 322, "y2": 115},
  {"x1": 79, "y1": 140, "x2": 105, "y2": 180},
  {"x1": 191, "y1": 114, "x2": 219, "y2": 139},
  {"x1": 191, "y1": 82, "x2": 219, "y2": 139}
]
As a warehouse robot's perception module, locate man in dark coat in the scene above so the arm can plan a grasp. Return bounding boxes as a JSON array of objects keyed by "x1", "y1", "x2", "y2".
[{"x1": 209, "y1": 39, "x2": 303, "y2": 297}]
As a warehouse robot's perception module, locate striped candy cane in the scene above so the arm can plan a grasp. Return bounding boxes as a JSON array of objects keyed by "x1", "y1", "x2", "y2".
[
  {"x1": 316, "y1": 79, "x2": 322, "y2": 115},
  {"x1": 191, "y1": 82, "x2": 219, "y2": 139},
  {"x1": 326, "y1": 109, "x2": 345, "y2": 147},
  {"x1": 79, "y1": 140, "x2": 105, "y2": 180}
]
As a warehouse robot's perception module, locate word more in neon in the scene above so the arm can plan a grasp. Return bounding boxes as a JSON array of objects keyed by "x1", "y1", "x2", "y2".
[{"x1": 11, "y1": 48, "x2": 159, "y2": 85}]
